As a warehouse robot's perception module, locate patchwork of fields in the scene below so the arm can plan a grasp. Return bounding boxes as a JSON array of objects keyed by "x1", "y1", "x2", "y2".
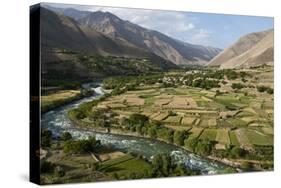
[{"x1": 94, "y1": 68, "x2": 273, "y2": 152}]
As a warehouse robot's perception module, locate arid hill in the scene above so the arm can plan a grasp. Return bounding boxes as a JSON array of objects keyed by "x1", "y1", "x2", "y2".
[{"x1": 208, "y1": 29, "x2": 273, "y2": 68}]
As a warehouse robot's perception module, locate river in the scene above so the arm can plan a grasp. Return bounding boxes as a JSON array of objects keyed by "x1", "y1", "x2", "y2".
[{"x1": 41, "y1": 83, "x2": 231, "y2": 175}]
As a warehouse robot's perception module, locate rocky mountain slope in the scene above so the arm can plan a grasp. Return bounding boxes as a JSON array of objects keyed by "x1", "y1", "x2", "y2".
[
  {"x1": 78, "y1": 11, "x2": 221, "y2": 65},
  {"x1": 40, "y1": 7, "x2": 176, "y2": 69},
  {"x1": 208, "y1": 29, "x2": 273, "y2": 68}
]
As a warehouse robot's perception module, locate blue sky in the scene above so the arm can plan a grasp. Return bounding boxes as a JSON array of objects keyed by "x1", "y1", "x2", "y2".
[{"x1": 45, "y1": 3, "x2": 274, "y2": 49}]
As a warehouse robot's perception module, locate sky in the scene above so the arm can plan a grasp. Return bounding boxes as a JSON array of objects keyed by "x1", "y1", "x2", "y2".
[{"x1": 45, "y1": 3, "x2": 274, "y2": 49}]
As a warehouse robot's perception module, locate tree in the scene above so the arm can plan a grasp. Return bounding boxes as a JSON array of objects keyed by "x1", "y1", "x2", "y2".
[
  {"x1": 257, "y1": 85, "x2": 268, "y2": 92},
  {"x1": 241, "y1": 161, "x2": 251, "y2": 169},
  {"x1": 129, "y1": 114, "x2": 149, "y2": 125},
  {"x1": 63, "y1": 136, "x2": 100, "y2": 154},
  {"x1": 231, "y1": 83, "x2": 245, "y2": 90},
  {"x1": 173, "y1": 164, "x2": 187, "y2": 176},
  {"x1": 223, "y1": 167, "x2": 237, "y2": 173},
  {"x1": 230, "y1": 146, "x2": 245, "y2": 158},
  {"x1": 151, "y1": 154, "x2": 172, "y2": 177},
  {"x1": 136, "y1": 124, "x2": 144, "y2": 135},
  {"x1": 195, "y1": 139, "x2": 213, "y2": 156},
  {"x1": 167, "y1": 129, "x2": 174, "y2": 143},
  {"x1": 41, "y1": 129, "x2": 52, "y2": 147},
  {"x1": 161, "y1": 154, "x2": 172, "y2": 176},
  {"x1": 91, "y1": 162, "x2": 100, "y2": 171},
  {"x1": 40, "y1": 160, "x2": 54, "y2": 173},
  {"x1": 185, "y1": 138, "x2": 198, "y2": 152},
  {"x1": 267, "y1": 88, "x2": 274, "y2": 94},
  {"x1": 54, "y1": 166, "x2": 65, "y2": 177},
  {"x1": 148, "y1": 127, "x2": 157, "y2": 139},
  {"x1": 61, "y1": 132, "x2": 72, "y2": 141},
  {"x1": 174, "y1": 131, "x2": 185, "y2": 146}
]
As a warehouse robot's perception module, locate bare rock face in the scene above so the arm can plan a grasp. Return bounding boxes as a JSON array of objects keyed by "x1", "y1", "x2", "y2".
[
  {"x1": 208, "y1": 29, "x2": 273, "y2": 68},
  {"x1": 40, "y1": 7, "x2": 177, "y2": 69},
  {"x1": 78, "y1": 11, "x2": 221, "y2": 65}
]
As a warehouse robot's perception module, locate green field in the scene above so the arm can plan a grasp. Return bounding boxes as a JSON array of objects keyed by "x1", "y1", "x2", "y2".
[
  {"x1": 229, "y1": 131, "x2": 240, "y2": 146},
  {"x1": 70, "y1": 66, "x2": 273, "y2": 170},
  {"x1": 216, "y1": 129, "x2": 230, "y2": 145},
  {"x1": 41, "y1": 90, "x2": 81, "y2": 113},
  {"x1": 245, "y1": 129, "x2": 273, "y2": 146},
  {"x1": 100, "y1": 154, "x2": 151, "y2": 178},
  {"x1": 199, "y1": 129, "x2": 217, "y2": 141}
]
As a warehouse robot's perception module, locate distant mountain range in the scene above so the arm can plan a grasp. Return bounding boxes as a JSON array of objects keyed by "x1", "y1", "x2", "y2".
[
  {"x1": 43, "y1": 5, "x2": 221, "y2": 66},
  {"x1": 42, "y1": 5, "x2": 273, "y2": 70},
  {"x1": 40, "y1": 7, "x2": 176, "y2": 69},
  {"x1": 208, "y1": 29, "x2": 274, "y2": 69}
]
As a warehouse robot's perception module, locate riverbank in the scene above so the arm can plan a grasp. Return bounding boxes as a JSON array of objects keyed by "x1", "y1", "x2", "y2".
[
  {"x1": 41, "y1": 90, "x2": 84, "y2": 113},
  {"x1": 70, "y1": 118, "x2": 243, "y2": 171}
]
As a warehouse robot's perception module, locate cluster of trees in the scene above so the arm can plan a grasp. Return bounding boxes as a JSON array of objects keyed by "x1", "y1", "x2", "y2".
[
  {"x1": 257, "y1": 85, "x2": 274, "y2": 94},
  {"x1": 63, "y1": 136, "x2": 101, "y2": 154},
  {"x1": 103, "y1": 74, "x2": 164, "y2": 91},
  {"x1": 80, "y1": 54, "x2": 164, "y2": 78},
  {"x1": 121, "y1": 114, "x2": 189, "y2": 146},
  {"x1": 231, "y1": 83, "x2": 255, "y2": 90},
  {"x1": 212, "y1": 145, "x2": 246, "y2": 159},
  {"x1": 41, "y1": 160, "x2": 66, "y2": 177},
  {"x1": 231, "y1": 83, "x2": 245, "y2": 90},
  {"x1": 41, "y1": 129, "x2": 52, "y2": 147},
  {"x1": 102, "y1": 69, "x2": 249, "y2": 92},
  {"x1": 150, "y1": 154, "x2": 199, "y2": 177},
  {"x1": 184, "y1": 137, "x2": 248, "y2": 159},
  {"x1": 185, "y1": 138, "x2": 215, "y2": 156},
  {"x1": 200, "y1": 69, "x2": 248, "y2": 81},
  {"x1": 191, "y1": 79, "x2": 220, "y2": 90},
  {"x1": 68, "y1": 97, "x2": 105, "y2": 120}
]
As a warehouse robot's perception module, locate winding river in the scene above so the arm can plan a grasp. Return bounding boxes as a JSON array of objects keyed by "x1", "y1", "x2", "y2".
[{"x1": 41, "y1": 83, "x2": 231, "y2": 175}]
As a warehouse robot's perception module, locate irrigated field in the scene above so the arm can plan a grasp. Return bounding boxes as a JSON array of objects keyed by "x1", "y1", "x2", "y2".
[{"x1": 91, "y1": 67, "x2": 273, "y2": 162}]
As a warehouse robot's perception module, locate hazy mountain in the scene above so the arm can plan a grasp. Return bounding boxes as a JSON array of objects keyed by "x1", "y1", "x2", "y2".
[
  {"x1": 208, "y1": 29, "x2": 274, "y2": 69},
  {"x1": 43, "y1": 5, "x2": 91, "y2": 20},
  {"x1": 77, "y1": 11, "x2": 221, "y2": 65},
  {"x1": 40, "y1": 7, "x2": 176, "y2": 69}
]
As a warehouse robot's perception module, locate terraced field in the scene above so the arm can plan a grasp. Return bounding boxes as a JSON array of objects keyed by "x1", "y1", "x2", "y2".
[
  {"x1": 200, "y1": 129, "x2": 217, "y2": 140},
  {"x1": 93, "y1": 67, "x2": 273, "y2": 158}
]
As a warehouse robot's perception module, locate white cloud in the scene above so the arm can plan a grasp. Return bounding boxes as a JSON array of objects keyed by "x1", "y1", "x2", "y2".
[
  {"x1": 49, "y1": 4, "x2": 214, "y2": 46},
  {"x1": 88, "y1": 7, "x2": 196, "y2": 39},
  {"x1": 190, "y1": 29, "x2": 212, "y2": 45}
]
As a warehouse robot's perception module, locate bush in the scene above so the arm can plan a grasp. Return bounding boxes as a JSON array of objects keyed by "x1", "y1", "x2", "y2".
[
  {"x1": 195, "y1": 140, "x2": 213, "y2": 156},
  {"x1": 241, "y1": 161, "x2": 251, "y2": 169},
  {"x1": 231, "y1": 83, "x2": 245, "y2": 90},
  {"x1": 91, "y1": 162, "x2": 100, "y2": 171},
  {"x1": 257, "y1": 86, "x2": 268, "y2": 92},
  {"x1": 257, "y1": 85, "x2": 273, "y2": 94},
  {"x1": 267, "y1": 88, "x2": 274, "y2": 94},
  {"x1": 148, "y1": 127, "x2": 157, "y2": 139},
  {"x1": 63, "y1": 136, "x2": 100, "y2": 154},
  {"x1": 61, "y1": 132, "x2": 72, "y2": 141},
  {"x1": 129, "y1": 114, "x2": 149, "y2": 125},
  {"x1": 54, "y1": 166, "x2": 65, "y2": 177},
  {"x1": 40, "y1": 160, "x2": 54, "y2": 173},
  {"x1": 230, "y1": 146, "x2": 245, "y2": 158},
  {"x1": 41, "y1": 129, "x2": 52, "y2": 147},
  {"x1": 151, "y1": 154, "x2": 172, "y2": 177},
  {"x1": 173, "y1": 131, "x2": 186, "y2": 146},
  {"x1": 185, "y1": 138, "x2": 198, "y2": 152}
]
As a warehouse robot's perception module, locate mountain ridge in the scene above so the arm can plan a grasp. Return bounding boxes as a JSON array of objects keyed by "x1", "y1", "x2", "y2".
[
  {"x1": 207, "y1": 29, "x2": 273, "y2": 68},
  {"x1": 78, "y1": 10, "x2": 221, "y2": 65},
  {"x1": 43, "y1": 6, "x2": 221, "y2": 65}
]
